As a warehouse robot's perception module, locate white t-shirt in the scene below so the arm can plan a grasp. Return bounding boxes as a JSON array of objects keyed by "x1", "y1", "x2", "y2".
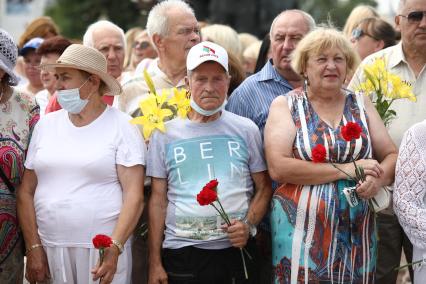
[
  {"x1": 25, "y1": 106, "x2": 146, "y2": 247},
  {"x1": 35, "y1": 89, "x2": 49, "y2": 117}
]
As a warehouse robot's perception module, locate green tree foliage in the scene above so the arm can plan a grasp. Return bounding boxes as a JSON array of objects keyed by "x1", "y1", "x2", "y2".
[
  {"x1": 298, "y1": 0, "x2": 377, "y2": 28},
  {"x1": 46, "y1": 0, "x2": 377, "y2": 40},
  {"x1": 46, "y1": 0, "x2": 144, "y2": 40}
]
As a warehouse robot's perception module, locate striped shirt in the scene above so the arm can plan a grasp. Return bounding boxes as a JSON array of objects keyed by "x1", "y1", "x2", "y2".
[{"x1": 226, "y1": 59, "x2": 293, "y2": 136}]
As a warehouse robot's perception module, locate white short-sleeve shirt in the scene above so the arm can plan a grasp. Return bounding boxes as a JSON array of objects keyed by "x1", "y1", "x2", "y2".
[{"x1": 25, "y1": 106, "x2": 146, "y2": 247}]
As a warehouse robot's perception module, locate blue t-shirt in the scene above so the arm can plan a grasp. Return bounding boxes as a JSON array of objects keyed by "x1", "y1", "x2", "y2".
[{"x1": 147, "y1": 110, "x2": 266, "y2": 249}]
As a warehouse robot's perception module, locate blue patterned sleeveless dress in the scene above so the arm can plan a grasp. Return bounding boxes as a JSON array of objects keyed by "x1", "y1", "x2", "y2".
[{"x1": 271, "y1": 89, "x2": 377, "y2": 284}]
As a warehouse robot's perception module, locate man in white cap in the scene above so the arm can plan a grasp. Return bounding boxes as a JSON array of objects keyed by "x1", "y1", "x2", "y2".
[
  {"x1": 147, "y1": 41, "x2": 272, "y2": 283},
  {"x1": 116, "y1": 1, "x2": 200, "y2": 283}
]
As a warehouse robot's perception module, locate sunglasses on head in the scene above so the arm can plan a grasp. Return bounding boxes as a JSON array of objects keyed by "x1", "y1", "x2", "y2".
[
  {"x1": 132, "y1": 41, "x2": 151, "y2": 50},
  {"x1": 351, "y1": 28, "x2": 377, "y2": 40},
  {"x1": 399, "y1": 11, "x2": 426, "y2": 23}
]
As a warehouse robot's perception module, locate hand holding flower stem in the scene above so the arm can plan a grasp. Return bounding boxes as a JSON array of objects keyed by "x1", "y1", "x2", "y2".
[
  {"x1": 196, "y1": 179, "x2": 252, "y2": 279},
  {"x1": 311, "y1": 122, "x2": 379, "y2": 210},
  {"x1": 92, "y1": 234, "x2": 112, "y2": 266}
]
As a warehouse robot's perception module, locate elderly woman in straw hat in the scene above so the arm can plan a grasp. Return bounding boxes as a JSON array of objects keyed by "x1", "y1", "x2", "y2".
[
  {"x1": 17, "y1": 44, "x2": 146, "y2": 284},
  {"x1": 0, "y1": 29, "x2": 39, "y2": 284}
]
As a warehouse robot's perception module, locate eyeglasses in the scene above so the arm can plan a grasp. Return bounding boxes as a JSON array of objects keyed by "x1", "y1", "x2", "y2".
[
  {"x1": 399, "y1": 11, "x2": 426, "y2": 23},
  {"x1": 132, "y1": 41, "x2": 151, "y2": 50},
  {"x1": 351, "y1": 28, "x2": 377, "y2": 40}
]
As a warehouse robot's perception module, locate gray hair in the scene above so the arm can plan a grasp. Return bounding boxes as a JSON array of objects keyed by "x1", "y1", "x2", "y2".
[
  {"x1": 146, "y1": 0, "x2": 195, "y2": 38},
  {"x1": 269, "y1": 10, "x2": 316, "y2": 38},
  {"x1": 83, "y1": 20, "x2": 126, "y2": 48}
]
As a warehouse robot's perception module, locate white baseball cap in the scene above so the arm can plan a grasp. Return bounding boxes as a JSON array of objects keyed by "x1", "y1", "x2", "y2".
[{"x1": 186, "y1": 41, "x2": 228, "y2": 72}]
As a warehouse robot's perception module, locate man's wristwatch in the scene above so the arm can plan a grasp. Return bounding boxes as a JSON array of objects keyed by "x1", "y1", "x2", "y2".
[{"x1": 242, "y1": 217, "x2": 257, "y2": 237}]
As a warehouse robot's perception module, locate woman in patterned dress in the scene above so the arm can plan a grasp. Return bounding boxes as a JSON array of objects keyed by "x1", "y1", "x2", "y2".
[
  {"x1": 264, "y1": 28, "x2": 397, "y2": 283},
  {"x1": 0, "y1": 29, "x2": 39, "y2": 283}
]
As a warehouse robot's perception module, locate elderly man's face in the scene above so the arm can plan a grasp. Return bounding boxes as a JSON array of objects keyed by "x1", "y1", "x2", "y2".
[
  {"x1": 161, "y1": 9, "x2": 200, "y2": 64},
  {"x1": 187, "y1": 62, "x2": 230, "y2": 111},
  {"x1": 396, "y1": 0, "x2": 426, "y2": 52},
  {"x1": 92, "y1": 27, "x2": 125, "y2": 79},
  {"x1": 270, "y1": 12, "x2": 310, "y2": 75}
]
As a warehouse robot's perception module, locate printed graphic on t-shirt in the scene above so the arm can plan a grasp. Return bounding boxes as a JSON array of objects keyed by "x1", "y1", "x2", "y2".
[{"x1": 165, "y1": 135, "x2": 252, "y2": 240}]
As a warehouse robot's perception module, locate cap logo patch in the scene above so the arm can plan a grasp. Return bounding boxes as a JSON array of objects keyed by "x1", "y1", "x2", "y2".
[
  {"x1": 200, "y1": 45, "x2": 218, "y2": 59},
  {"x1": 203, "y1": 46, "x2": 215, "y2": 54}
]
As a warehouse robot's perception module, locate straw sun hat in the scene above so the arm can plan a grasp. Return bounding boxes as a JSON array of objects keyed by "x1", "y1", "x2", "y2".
[{"x1": 41, "y1": 44, "x2": 121, "y2": 96}]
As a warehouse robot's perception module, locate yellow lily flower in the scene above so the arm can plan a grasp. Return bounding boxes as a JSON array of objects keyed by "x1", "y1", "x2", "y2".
[
  {"x1": 131, "y1": 95, "x2": 173, "y2": 139},
  {"x1": 168, "y1": 88, "x2": 190, "y2": 118},
  {"x1": 130, "y1": 71, "x2": 191, "y2": 139},
  {"x1": 356, "y1": 57, "x2": 416, "y2": 126}
]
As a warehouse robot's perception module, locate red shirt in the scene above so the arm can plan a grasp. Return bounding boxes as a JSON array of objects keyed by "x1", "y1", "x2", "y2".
[
  {"x1": 102, "y1": 95, "x2": 114, "y2": 106},
  {"x1": 45, "y1": 92, "x2": 62, "y2": 114}
]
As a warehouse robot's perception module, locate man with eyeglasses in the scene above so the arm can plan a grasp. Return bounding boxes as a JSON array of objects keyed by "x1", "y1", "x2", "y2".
[
  {"x1": 349, "y1": 0, "x2": 426, "y2": 283},
  {"x1": 115, "y1": 1, "x2": 200, "y2": 284},
  {"x1": 118, "y1": 0, "x2": 200, "y2": 116}
]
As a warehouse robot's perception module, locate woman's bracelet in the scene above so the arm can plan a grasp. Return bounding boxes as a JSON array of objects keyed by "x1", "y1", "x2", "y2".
[
  {"x1": 111, "y1": 239, "x2": 124, "y2": 254},
  {"x1": 25, "y1": 243, "x2": 43, "y2": 255}
]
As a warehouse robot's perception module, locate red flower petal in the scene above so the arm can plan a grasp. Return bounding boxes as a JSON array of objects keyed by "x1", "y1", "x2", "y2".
[
  {"x1": 196, "y1": 187, "x2": 218, "y2": 206},
  {"x1": 312, "y1": 144, "x2": 326, "y2": 163},
  {"x1": 205, "y1": 179, "x2": 219, "y2": 190},
  {"x1": 341, "y1": 122, "x2": 362, "y2": 142},
  {"x1": 92, "y1": 234, "x2": 112, "y2": 249}
]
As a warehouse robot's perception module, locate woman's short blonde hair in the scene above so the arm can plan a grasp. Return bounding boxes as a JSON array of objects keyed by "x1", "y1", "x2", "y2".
[
  {"x1": 342, "y1": 5, "x2": 378, "y2": 39},
  {"x1": 292, "y1": 27, "x2": 360, "y2": 77},
  {"x1": 201, "y1": 24, "x2": 242, "y2": 59},
  {"x1": 238, "y1": 33, "x2": 258, "y2": 53},
  {"x1": 243, "y1": 41, "x2": 262, "y2": 60}
]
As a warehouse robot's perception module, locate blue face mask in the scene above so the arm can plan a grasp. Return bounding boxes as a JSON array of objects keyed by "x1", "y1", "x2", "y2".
[
  {"x1": 190, "y1": 97, "x2": 227, "y2": 116},
  {"x1": 57, "y1": 78, "x2": 92, "y2": 114}
]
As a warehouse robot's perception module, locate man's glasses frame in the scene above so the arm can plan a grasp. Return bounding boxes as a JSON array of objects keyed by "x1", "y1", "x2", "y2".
[{"x1": 399, "y1": 11, "x2": 426, "y2": 23}]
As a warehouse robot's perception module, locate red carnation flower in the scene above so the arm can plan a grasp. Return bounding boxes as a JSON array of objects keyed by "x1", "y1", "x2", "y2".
[
  {"x1": 341, "y1": 122, "x2": 362, "y2": 142},
  {"x1": 312, "y1": 144, "x2": 326, "y2": 163},
  {"x1": 205, "y1": 179, "x2": 219, "y2": 190},
  {"x1": 196, "y1": 186, "x2": 218, "y2": 206},
  {"x1": 92, "y1": 234, "x2": 112, "y2": 249}
]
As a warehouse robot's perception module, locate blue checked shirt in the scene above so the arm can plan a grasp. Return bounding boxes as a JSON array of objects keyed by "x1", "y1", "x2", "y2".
[
  {"x1": 226, "y1": 60, "x2": 294, "y2": 230},
  {"x1": 226, "y1": 59, "x2": 294, "y2": 136}
]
